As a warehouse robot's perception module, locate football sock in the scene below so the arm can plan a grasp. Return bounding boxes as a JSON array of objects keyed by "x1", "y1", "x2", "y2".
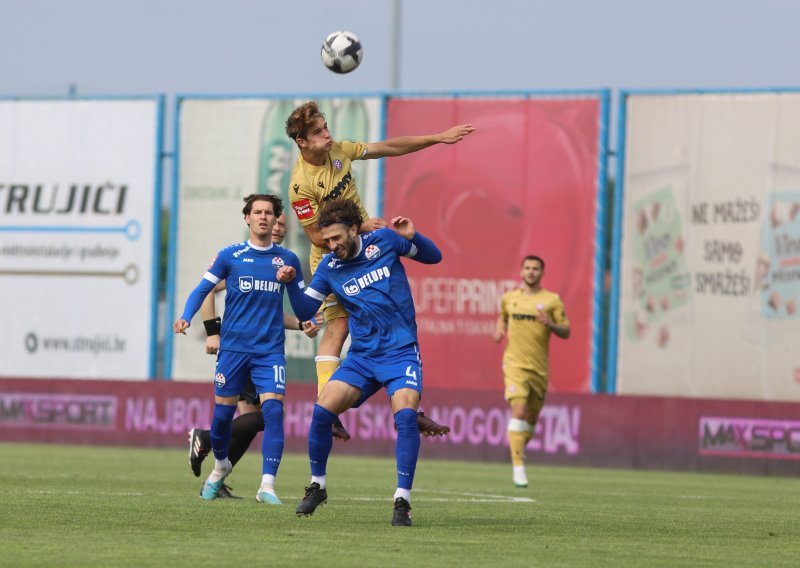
[
  {"x1": 261, "y1": 399, "x2": 285, "y2": 476},
  {"x1": 311, "y1": 475, "x2": 327, "y2": 489},
  {"x1": 315, "y1": 356, "x2": 341, "y2": 396},
  {"x1": 508, "y1": 418, "x2": 532, "y2": 468},
  {"x1": 394, "y1": 488, "x2": 411, "y2": 503},
  {"x1": 210, "y1": 403, "x2": 237, "y2": 461},
  {"x1": 208, "y1": 458, "x2": 231, "y2": 483},
  {"x1": 308, "y1": 404, "x2": 336, "y2": 477},
  {"x1": 394, "y1": 408, "x2": 420, "y2": 491},
  {"x1": 260, "y1": 474, "x2": 277, "y2": 494},
  {"x1": 228, "y1": 412, "x2": 263, "y2": 466}
]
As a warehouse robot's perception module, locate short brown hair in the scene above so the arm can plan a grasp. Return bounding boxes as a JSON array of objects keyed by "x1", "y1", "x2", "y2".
[
  {"x1": 285, "y1": 101, "x2": 326, "y2": 141},
  {"x1": 318, "y1": 199, "x2": 363, "y2": 229},
  {"x1": 242, "y1": 194, "x2": 283, "y2": 218},
  {"x1": 522, "y1": 255, "x2": 545, "y2": 269}
]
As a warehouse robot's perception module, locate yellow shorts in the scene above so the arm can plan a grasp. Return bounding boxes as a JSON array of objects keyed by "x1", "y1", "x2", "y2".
[
  {"x1": 503, "y1": 367, "x2": 547, "y2": 414},
  {"x1": 322, "y1": 294, "x2": 348, "y2": 322}
]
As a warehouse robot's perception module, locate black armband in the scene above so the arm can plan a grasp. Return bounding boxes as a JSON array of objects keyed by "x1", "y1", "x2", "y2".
[
  {"x1": 203, "y1": 317, "x2": 221, "y2": 336},
  {"x1": 297, "y1": 320, "x2": 304, "y2": 331}
]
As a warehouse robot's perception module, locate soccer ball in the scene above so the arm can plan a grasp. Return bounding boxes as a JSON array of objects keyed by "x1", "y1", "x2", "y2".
[{"x1": 321, "y1": 31, "x2": 363, "y2": 74}]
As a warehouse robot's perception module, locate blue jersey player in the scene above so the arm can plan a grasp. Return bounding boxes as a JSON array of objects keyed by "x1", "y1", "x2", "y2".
[
  {"x1": 278, "y1": 199, "x2": 442, "y2": 527},
  {"x1": 173, "y1": 194, "x2": 304, "y2": 504}
]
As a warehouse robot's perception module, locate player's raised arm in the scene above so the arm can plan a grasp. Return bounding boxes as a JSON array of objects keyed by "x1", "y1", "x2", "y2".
[
  {"x1": 391, "y1": 216, "x2": 442, "y2": 264},
  {"x1": 363, "y1": 124, "x2": 475, "y2": 159}
]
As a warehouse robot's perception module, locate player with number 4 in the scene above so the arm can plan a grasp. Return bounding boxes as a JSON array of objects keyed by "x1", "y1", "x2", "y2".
[{"x1": 278, "y1": 200, "x2": 442, "y2": 526}]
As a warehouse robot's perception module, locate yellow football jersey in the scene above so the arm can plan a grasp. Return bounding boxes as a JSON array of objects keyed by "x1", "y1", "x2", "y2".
[
  {"x1": 500, "y1": 288, "x2": 569, "y2": 376},
  {"x1": 288, "y1": 140, "x2": 370, "y2": 272}
]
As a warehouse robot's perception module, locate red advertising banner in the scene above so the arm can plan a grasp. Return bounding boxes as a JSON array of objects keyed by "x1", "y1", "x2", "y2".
[
  {"x1": 3, "y1": 379, "x2": 798, "y2": 476},
  {"x1": 382, "y1": 98, "x2": 601, "y2": 393}
]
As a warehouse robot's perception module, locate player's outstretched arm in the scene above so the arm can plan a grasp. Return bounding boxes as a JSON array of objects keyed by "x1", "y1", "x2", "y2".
[
  {"x1": 363, "y1": 124, "x2": 475, "y2": 159},
  {"x1": 200, "y1": 281, "x2": 225, "y2": 321},
  {"x1": 175, "y1": 278, "x2": 217, "y2": 334}
]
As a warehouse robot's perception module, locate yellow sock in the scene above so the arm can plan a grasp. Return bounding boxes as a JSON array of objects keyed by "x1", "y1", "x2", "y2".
[
  {"x1": 508, "y1": 418, "x2": 532, "y2": 468},
  {"x1": 315, "y1": 356, "x2": 341, "y2": 396},
  {"x1": 508, "y1": 430, "x2": 528, "y2": 467}
]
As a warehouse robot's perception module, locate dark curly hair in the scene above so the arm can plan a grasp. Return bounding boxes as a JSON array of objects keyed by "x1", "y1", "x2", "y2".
[{"x1": 318, "y1": 199, "x2": 363, "y2": 229}]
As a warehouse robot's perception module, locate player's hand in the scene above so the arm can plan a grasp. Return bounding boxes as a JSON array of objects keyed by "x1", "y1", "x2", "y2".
[
  {"x1": 438, "y1": 124, "x2": 475, "y2": 144},
  {"x1": 360, "y1": 217, "x2": 387, "y2": 233},
  {"x1": 535, "y1": 306, "x2": 553, "y2": 329},
  {"x1": 173, "y1": 319, "x2": 190, "y2": 335},
  {"x1": 390, "y1": 216, "x2": 416, "y2": 240},
  {"x1": 492, "y1": 329, "x2": 506, "y2": 343},
  {"x1": 302, "y1": 320, "x2": 320, "y2": 338},
  {"x1": 276, "y1": 265, "x2": 296, "y2": 282},
  {"x1": 205, "y1": 334, "x2": 220, "y2": 354}
]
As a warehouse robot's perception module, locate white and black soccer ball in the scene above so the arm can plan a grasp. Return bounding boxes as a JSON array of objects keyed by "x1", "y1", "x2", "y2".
[{"x1": 321, "y1": 30, "x2": 363, "y2": 74}]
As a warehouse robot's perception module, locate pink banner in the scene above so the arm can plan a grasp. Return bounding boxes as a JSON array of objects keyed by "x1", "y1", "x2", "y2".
[
  {"x1": 3, "y1": 378, "x2": 799, "y2": 475},
  {"x1": 382, "y1": 98, "x2": 601, "y2": 393}
]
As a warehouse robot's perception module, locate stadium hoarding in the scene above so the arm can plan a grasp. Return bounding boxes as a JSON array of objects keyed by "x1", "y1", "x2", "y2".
[
  {"x1": 6, "y1": 378, "x2": 796, "y2": 475},
  {"x1": 0, "y1": 97, "x2": 164, "y2": 379},
  {"x1": 611, "y1": 90, "x2": 800, "y2": 401},
  {"x1": 166, "y1": 95, "x2": 383, "y2": 382},
  {"x1": 382, "y1": 94, "x2": 609, "y2": 394}
]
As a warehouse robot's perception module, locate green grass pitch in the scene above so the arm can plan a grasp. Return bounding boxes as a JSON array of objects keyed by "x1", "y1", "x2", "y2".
[{"x1": 1, "y1": 443, "x2": 798, "y2": 567}]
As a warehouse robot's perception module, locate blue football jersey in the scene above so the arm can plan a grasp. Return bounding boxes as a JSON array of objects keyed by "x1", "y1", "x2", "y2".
[
  {"x1": 200, "y1": 241, "x2": 303, "y2": 354},
  {"x1": 305, "y1": 228, "x2": 424, "y2": 355}
]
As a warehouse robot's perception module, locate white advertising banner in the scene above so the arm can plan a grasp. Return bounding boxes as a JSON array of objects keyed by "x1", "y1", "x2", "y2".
[
  {"x1": 0, "y1": 99, "x2": 161, "y2": 379},
  {"x1": 618, "y1": 92, "x2": 800, "y2": 401},
  {"x1": 171, "y1": 97, "x2": 382, "y2": 380}
]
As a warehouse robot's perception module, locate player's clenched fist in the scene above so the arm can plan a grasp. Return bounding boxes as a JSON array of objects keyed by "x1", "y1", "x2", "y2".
[{"x1": 276, "y1": 265, "x2": 296, "y2": 282}]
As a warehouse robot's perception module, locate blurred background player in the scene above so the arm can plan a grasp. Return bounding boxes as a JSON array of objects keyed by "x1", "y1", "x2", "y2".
[
  {"x1": 174, "y1": 194, "x2": 305, "y2": 504},
  {"x1": 278, "y1": 200, "x2": 442, "y2": 526},
  {"x1": 285, "y1": 100, "x2": 474, "y2": 440},
  {"x1": 493, "y1": 255, "x2": 571, "y2": 488},
  {"x1": 187, "y1": 212, "x2": 319, "y2": 496}
]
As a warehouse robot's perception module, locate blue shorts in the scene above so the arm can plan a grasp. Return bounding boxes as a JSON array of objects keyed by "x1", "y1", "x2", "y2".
[
  {"x1": 214, "y1": 350, "x2": 287, "y2": 399},
  {"x1": 331, "y1": 344, "x2": 423, "y2": 408}
]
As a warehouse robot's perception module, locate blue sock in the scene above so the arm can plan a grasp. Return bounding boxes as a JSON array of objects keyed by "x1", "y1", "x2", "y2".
[
  {"x1": 210, "y1": 403, "x2": 237, "y2": 461},
  {"x1": 308, "y1": 404, "x2": 336, "y2": 477},
  {"x1": 395, "y1": 408, "x2": 420, "y2": 490},
  {"x1": 261, "y1": 399, "x2": 285, "y2": 476}
]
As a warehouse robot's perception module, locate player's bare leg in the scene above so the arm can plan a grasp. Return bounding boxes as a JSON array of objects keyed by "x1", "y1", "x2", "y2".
[{"x1": 320, "y1": 312, "x2": 449, "y2": 439}]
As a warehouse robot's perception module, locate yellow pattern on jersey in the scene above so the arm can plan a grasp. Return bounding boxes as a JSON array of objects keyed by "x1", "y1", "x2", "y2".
[
  {"x1": 500, "y1": 288, "x2": 569, "y2": 377},
  {"x1": 288, "y1": 140, "x2": 370, "y2": 273}
]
